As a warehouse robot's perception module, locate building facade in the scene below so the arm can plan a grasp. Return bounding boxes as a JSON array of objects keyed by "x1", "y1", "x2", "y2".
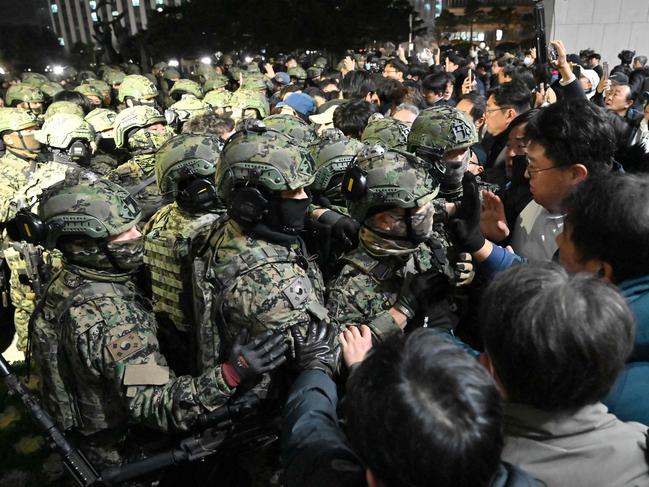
[{"x1": 46, "y1": 0, "x2": 185, "y2": 50}]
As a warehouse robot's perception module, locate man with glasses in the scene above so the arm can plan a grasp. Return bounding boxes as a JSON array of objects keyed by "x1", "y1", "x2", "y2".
[
  {"x1": 382, "y1": 59, "x2": 407, "y2": 83},
  {"x1": 451, "y1": 99, "x2": 618, "y2": 272}
]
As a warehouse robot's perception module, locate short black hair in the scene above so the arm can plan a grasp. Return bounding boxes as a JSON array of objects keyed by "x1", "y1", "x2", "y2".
[
  {"x1": 182, "y1": 112, "x2": 234, "y2": 136},
  {"x1": 508, "y1": 107, "x2": 540, "y2": 132},
  {"x1": 345, "y1": 330, "x2": 504, "y2": 487},
  {"x1": 588, "y1": 52, "x2": 601, "y2": 61},
  {"x1": 385, "y1": 59, "x2": 408, "y2": 75},
  {"x1": 446, "y1": 53, "x2": 467, "y2": 69},
  {"x1": 340, "y1": 70, "x2": 377, "y2": 100},
  {"x1": 524, "y1": 99, "x2": 615, "y2": 174},
  {"x1": 52, "y1": 90, "x2": 92, "y2": 114},
  {"x1": 375, "y1": 77, "x2": 407, "y2": 107},
  {"x1": 333, "y1": 99, "x2": 378, "y2": 139},
  {"x1": 565, "y1": 173, "x2": 649, "y2": 283},
  {"x1": 481, "y1": 263, "x2": 634, "y2": 411},
  {"x1": 619, "y1": 50, "x2": 636, "y2": 65},
  {"x1": 407, "y1": 62, "x2": 428, "y2": 80},
  {"x1": 422, "y1": 71, "x2": 453, "y2": 95},
  {"x1": 459, "y1": 92, "x2": 486, "y2": 122},
  {"x1": 487, "y1": 79, "x2": 531, "y2": 115}
]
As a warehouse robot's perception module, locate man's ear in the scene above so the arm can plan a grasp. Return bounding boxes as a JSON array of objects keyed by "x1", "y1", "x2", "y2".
[
  {"x1": 598, "y1": 261, "x2": 615, "y2": 283},
  {"x1": 568, "y1": 163, "x2": 589, "y2": 185},
  {"x1": 504, "y1": 108, "x2": 518, "y2": 124}
]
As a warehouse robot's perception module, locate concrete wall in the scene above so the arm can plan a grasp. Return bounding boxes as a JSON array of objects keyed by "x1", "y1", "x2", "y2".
[{"x1": 548, "y1": 0, "x2": 649, "y2": 65}]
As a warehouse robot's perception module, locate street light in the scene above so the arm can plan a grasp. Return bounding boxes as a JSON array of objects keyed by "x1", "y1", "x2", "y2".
[
  {"x1": 200, "y1": 56, "x2": 212, "y2": 65},
  {"x1": 168, "y1": 59, "x2": 180, "y2": 67},
  {"x1": 53, "y1": 65, "x2": 64, "y2": 75}
]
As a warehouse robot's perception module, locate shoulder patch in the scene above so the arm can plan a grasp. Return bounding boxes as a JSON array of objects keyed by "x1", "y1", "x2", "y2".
[
  {"x1": 106, "y1": 330, "x2": 145, "y2": 362},
  {"x1": 283, "y1": 276, "x2": 313, "y2": 310}
]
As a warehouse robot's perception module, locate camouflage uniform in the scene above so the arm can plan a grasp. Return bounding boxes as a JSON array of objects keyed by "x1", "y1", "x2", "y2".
[
  {"x1": 360, "y1": 114, "x2": 411, "y2": 150},
  {"x1": 143, "y1": 134, "x2": 227, "y2": 374},
  {"x1": 326, "y1": 145, "x2": 442, "y2": 341},
  {"x1": 195, "y1": 127, "x2": 328, "y2": 373},
  {"x1": 31, "y1": 177, "x2": 234, "y2": 471}
]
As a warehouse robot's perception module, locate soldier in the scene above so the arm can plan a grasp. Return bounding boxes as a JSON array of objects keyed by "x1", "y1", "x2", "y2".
[
  {"x1": 169, "y1": 79, "x2": 204, "y2": 102},
  {"x1": 143, "y1": 134, "x2": 227, "y2": 374},
  {"x1": 4, "y1": 84, "x2": 45, "y2": 116},
  {"x1": 108, "y1": 105, "x2": 175, "y2": 222},
  {"x1": 361, "y1": 114, "x2": 411, "y2": 150},
  {"x1": 262, "y1": 113, "x2": 317, "y2": 148},
  {"x1": 204, "y1": 89, "x2": 233, "y2": 116},
  {"x1": 29, "y1": 174, "x2": 287, "y2": 472},
  {"x1": 35, "y1": 113, "x2": 99, "y2": 170},
  {"x1": 117, "y1": 74, "x2": 160, "y2": 111},
  {"x1": 195, "y1": 125, "x2": 329, "y2": 375},
  {"x1": 166, "y1": 95, "x2": 211, "y2": 133},
  {"x1": 85, "y1": 108, "x2": 123, "y2": 173},
  {"x1": 327, "y1": 144, "x2": 456, "y2": 341}
]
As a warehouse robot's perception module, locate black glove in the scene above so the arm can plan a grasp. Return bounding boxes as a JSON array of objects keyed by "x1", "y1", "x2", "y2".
[
  {"x1": 395, "y1": 270, "x2": 450, "y2": 320},
  {"x1": 449, "y1": 173, "x2": 486, "y2": 253},
  {"x1": 319, "y1": 210, "x2": 359, "y2": 250},
  {"x1": 228, "y1": 329, "x2": 288, "y2": 382},
  {"x1": 291, "y1": 321, "x2": 339, "y2": 377}
]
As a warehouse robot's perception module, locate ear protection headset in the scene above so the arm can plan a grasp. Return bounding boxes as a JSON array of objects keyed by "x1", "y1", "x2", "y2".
[
  {"x1": 228, "y1": 186, "x2": 269, "y2": 225},
  {"x1": 176, "y1": 177, "x2": 219, "y2": 212},
  {"x1": 68, "y1": 140, "x2": 92, "y2": 165},
  {"x1": 341, "y1": 159, "x2": 368, "y2": 202}
]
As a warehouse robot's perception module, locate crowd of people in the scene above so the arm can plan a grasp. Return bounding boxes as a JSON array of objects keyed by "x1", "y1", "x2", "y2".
[{"x1": 0, "y1": 36, "x2": 648, "y2": 487}]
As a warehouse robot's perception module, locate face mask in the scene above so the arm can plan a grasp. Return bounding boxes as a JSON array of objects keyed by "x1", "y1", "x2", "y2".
[
  {"x1": 440, "y1": 151, "x2": 470, "y2": 192},
  {"x1": 523, "y1": 56, "x2": 534, "y2": 67},
  {"x1": 264, "y1": 195, "x2": 311, "y2": 235},
  {"x1": 105, "y1": 236, "x2": 144, "y2": 272},
  {"x1": 97, "y1": 136, "x2": 118, "y2": 154},
  {"x1": 127, "y1": 126, "x2": 174, "y2": 154},
  {"x1": 359, "y1": 226, "x2": 418, "y2": 257}
]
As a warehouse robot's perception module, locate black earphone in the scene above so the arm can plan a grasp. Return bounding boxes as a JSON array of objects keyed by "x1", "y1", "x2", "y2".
[
  {"x1": 341, "y1": 161, "x2": 368, "y2": 202},
  {"x1": 177, "y1": 178, "x2": 218, "y2": 212},
  {"x1": 228, "y1": 186, "x2": 269, "y2": 225}
]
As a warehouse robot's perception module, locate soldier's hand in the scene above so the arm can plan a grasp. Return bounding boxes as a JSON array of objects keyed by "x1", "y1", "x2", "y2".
[
  {"x1": 449, "y1": 173, "x2": 486, "y2": 254},
  {"x1": 395, "y1": 269, "x2": 451, "y2": 320},
  {"x1": 227, "y1": 329, "x2": 288, "y2": 383},
  {"x1": 291, "y1": 321, "x2": 339, "y2": 377},
  {"x1": 319, "y1": 210, "x2": 360, "y2": 250},
  {"x1": 453, "y1": 252, "x2": 475, "y2": 287}
]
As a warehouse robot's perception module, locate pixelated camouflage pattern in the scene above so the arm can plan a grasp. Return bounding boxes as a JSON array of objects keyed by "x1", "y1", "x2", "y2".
[
  {"x1": 36, "y1": 113, "x2": 95, "y2": 149},
  {"x1": 32, "y1": 264, "x2": 234, "y2": 468},
  {"x1": 345, "y1": 145, "x2": 439, "y2": 223},
  {"x1": 82, "y1": 79, "x2": 111, "y2": 99},
  {"x1": 169, "y1": 79, "x2": 204, "y2": 100},
  {"x1": 0, "y1": 108, "x2": 40, "y2": 135},
  {"x1": 231, "y1": 90, "x2": 270, "y2": 119},
  {"x1": 155, "y1": 133, "x2": 222, "y2": 195},
  {"x1": 262, "y1": 113, "x2": 316, "y2": 148},
  {"x1": 113, "y1": 105, "x2": 167, "y2": 148},
  {"x1": 43, "y1": 102, "x2": 84, "y2": 121},
  {"x1": 73, "y1": 83, "x2": 103, "y2": 99},
  {"x1": 5, "y1": 85, "x2": 45, "y2": 106},
  {"x1": 407, "y1": 105, "x2": 478, "y2": 154},
  {"x1": 216, "y1": 127, "x2": 315, "y2": 200},
  {"x1": 102, "y1": 68, "x2": 126, "y2": 86},
  {"x1": 361, "y1": 116, "x2": 411, "y2": 150},
  {"x1": 117, "y1": 74, "x2": 158, "y2": 103},
  {"x1": 240, "y1": 77, "x2": 268, "y2": 93},
  {"x1": 287, "y1": 66, "x2": 307, "y2": 81},
  {"x1": 309, "y1": 128, "x2": 363, "y2": 199},
  {"x1": 199, "y1": 220, "x2": 325, "y2": 370},
  {"x1": 204, "y1": 89, "x2": 233, "y2": 109},
  {"x1": 307, "y1": 67, "x2": 322, "y2": 79},
  {"x1": 108, "y1": 153, "x2": 166, "y2": 222},
  {"x1": 195, "y1": 64, "x2": 217, "y2": 83},
  {"x1": 168, "y1": 96, "x2": 211, "y2": 125},
  {"x1": 143, "y1": 202, "x2": 226, "y2": 335},
  {"x1": 89, "y1": 153, "x2": 119, "y2": 176},
  {"x1": 326, "y1": 246, "x2": 405, "y2": 341},
  {"x1": 85, "y1": 108, "x2": 117, "y2": 133}
]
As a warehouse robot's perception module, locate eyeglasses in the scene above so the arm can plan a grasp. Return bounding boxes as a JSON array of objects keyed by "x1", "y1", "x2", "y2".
[
  {"x1": 485, "y1": 105, "x2": 513, "y2": 114},
  {"x1": 525, "y1": 165, "x2": 562, "y2": 176}
]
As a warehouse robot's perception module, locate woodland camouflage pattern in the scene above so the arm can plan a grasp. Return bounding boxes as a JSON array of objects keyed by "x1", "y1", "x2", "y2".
[
  {"x1": 407, "y1": 105, "x2": 478, "y2": 154},
  {"x1": 262, "y1": 113, "x2": 317, "y2": 148},
  {"x1": 361, "y1": 116, "x2": 411, "y2": 150}
]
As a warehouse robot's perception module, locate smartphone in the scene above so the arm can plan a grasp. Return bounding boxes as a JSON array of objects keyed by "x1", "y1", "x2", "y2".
[
  {"x1": 468, "y1": 68, "x2": 473, "y2": 83},
  {"x1": 603, "y1": 61, "x2": 609, "y2": 79}
]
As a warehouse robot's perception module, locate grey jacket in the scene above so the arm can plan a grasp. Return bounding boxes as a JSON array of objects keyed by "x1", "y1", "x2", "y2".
[{"x1": 502, "y1": 402, "x2": 649, "y2": 487}]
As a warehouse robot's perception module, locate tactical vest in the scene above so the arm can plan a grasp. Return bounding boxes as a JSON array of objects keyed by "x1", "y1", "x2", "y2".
[
  {"x1": 32, "y1": 269, "x2": 140, "y2": 432},
  {"x1": 144, "y1": 205, "x2": 225, "y2": 333},
  {"x1": 193, "y1": 223, "x2": 327, "y2": 374},
  {"x1": 109, "y1": 155, "x2": 165, "y2": 222}
]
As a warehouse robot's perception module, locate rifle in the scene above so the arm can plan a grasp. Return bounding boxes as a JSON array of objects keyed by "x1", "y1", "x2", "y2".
[
  {"x1": 532, "y1": 0, "x2": 553, "y2": 88},
  {"x1": 0, "y1": 353, "x2": 100, "y2": 486},
  {"x1": 11, "y1": 241, "x2": 44, "y2": 298}
]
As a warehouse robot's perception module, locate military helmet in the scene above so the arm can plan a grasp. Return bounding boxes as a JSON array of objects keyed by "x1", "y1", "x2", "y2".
[
  {"x1": 102, "y1": 68, "x2": 126, "y2": 86},
  {"x1": 245, "y1": 63, "x2": 260, "y2": 74},
  {"x1": 287, "y1": 66, "x2": 307, "y2": 81},
  {"x1": 153, "y1": 62, "x2": 168, "y2": 71},
  {"x1": 0, "y1": 108, "x2": 40, "y2": 135},
  {"x1": 310, "y1": 128, "x2": 364, "y2": 197},
  {"x1": 361, "y1": 115, "x2": 411, "y2": 151},
  {"x1": 262, "y1": 113, "x2": 316, "y2": 148},
  {"x1": 232, "y1": 90, "x2": 270, "y2": 119},
  {"x1": 36, "y1": 113, "x2": 95, "y2": 149},
  {"x1": 314, "y1": 57, "x2": 327, "y2": 69},
  {"x1": 307, "y1": 67, "x2": 323, "y2": 79},
  {"x1": 39, "y1": 81, "x2": 65, "y2": 99},
  {"x1": 38, "y1": 176, "x2": 141, "y2": 249},
  {"x1": 155, "y1": 133, "x2": 222, "y2": 194},
  {"x1": 124, "y1": 63, "x2": 141, "y2": 75},
  {"x1": 5, "y1": 84, "x2": 45, "y2": 106},
  {"x1": 229, "y1": 66, "x2": 242, "y2": 83},
  {"x1": 342, "y1": 145, "x2": 439, "y2": 223},
  {"x1": 74, "y1": 83, "x2": 103, "y2": 99},
  {"x1": 216, "y1": 125, "x2": 315, "y2": 201},
  {"x1": 167, "y1": 96, "x2": 211, "y2": 124},
  {"x1": 407, "y1": 106, "x2": 478, "y2": 156},
  {"x1": 118, "y1": 74, "x2": 159, "y2": 103},
  {"x1": 113, "y1": 105, "x2": 166, "y2": 148},
  {"x1": 240, "y1": 77, "x2": 268, "y2": 92},
  {"x1": 21, "y1": 72, "x2": 49, "y2": 87},
  {"x1": 85, "y1": 108, "x2": 117, "y2": 133},
  {"x1": 43, "y1": 101, "x2": 85, "y2": 120},
  {"x1": 169, "y1": 79, "x2": 204, "y2": 100},
  {"x1": 195, "y1": 64, "x2": 217, "y2": 82},
  {"x1": 83, "y1": 79, "x2": 111, "y2": 96},
  {"x1": 204, "y1": 90, "x2": 233, "y2": 111},
  {"x1": 204, "y1": 75, "x2": 229, "y2": 92},
  {"x1": 163, "y1": 68, "x2": 181, "y2": 81},
  {"x1": 77, "y1": 70, "x2": 97, "y2": 82}
]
